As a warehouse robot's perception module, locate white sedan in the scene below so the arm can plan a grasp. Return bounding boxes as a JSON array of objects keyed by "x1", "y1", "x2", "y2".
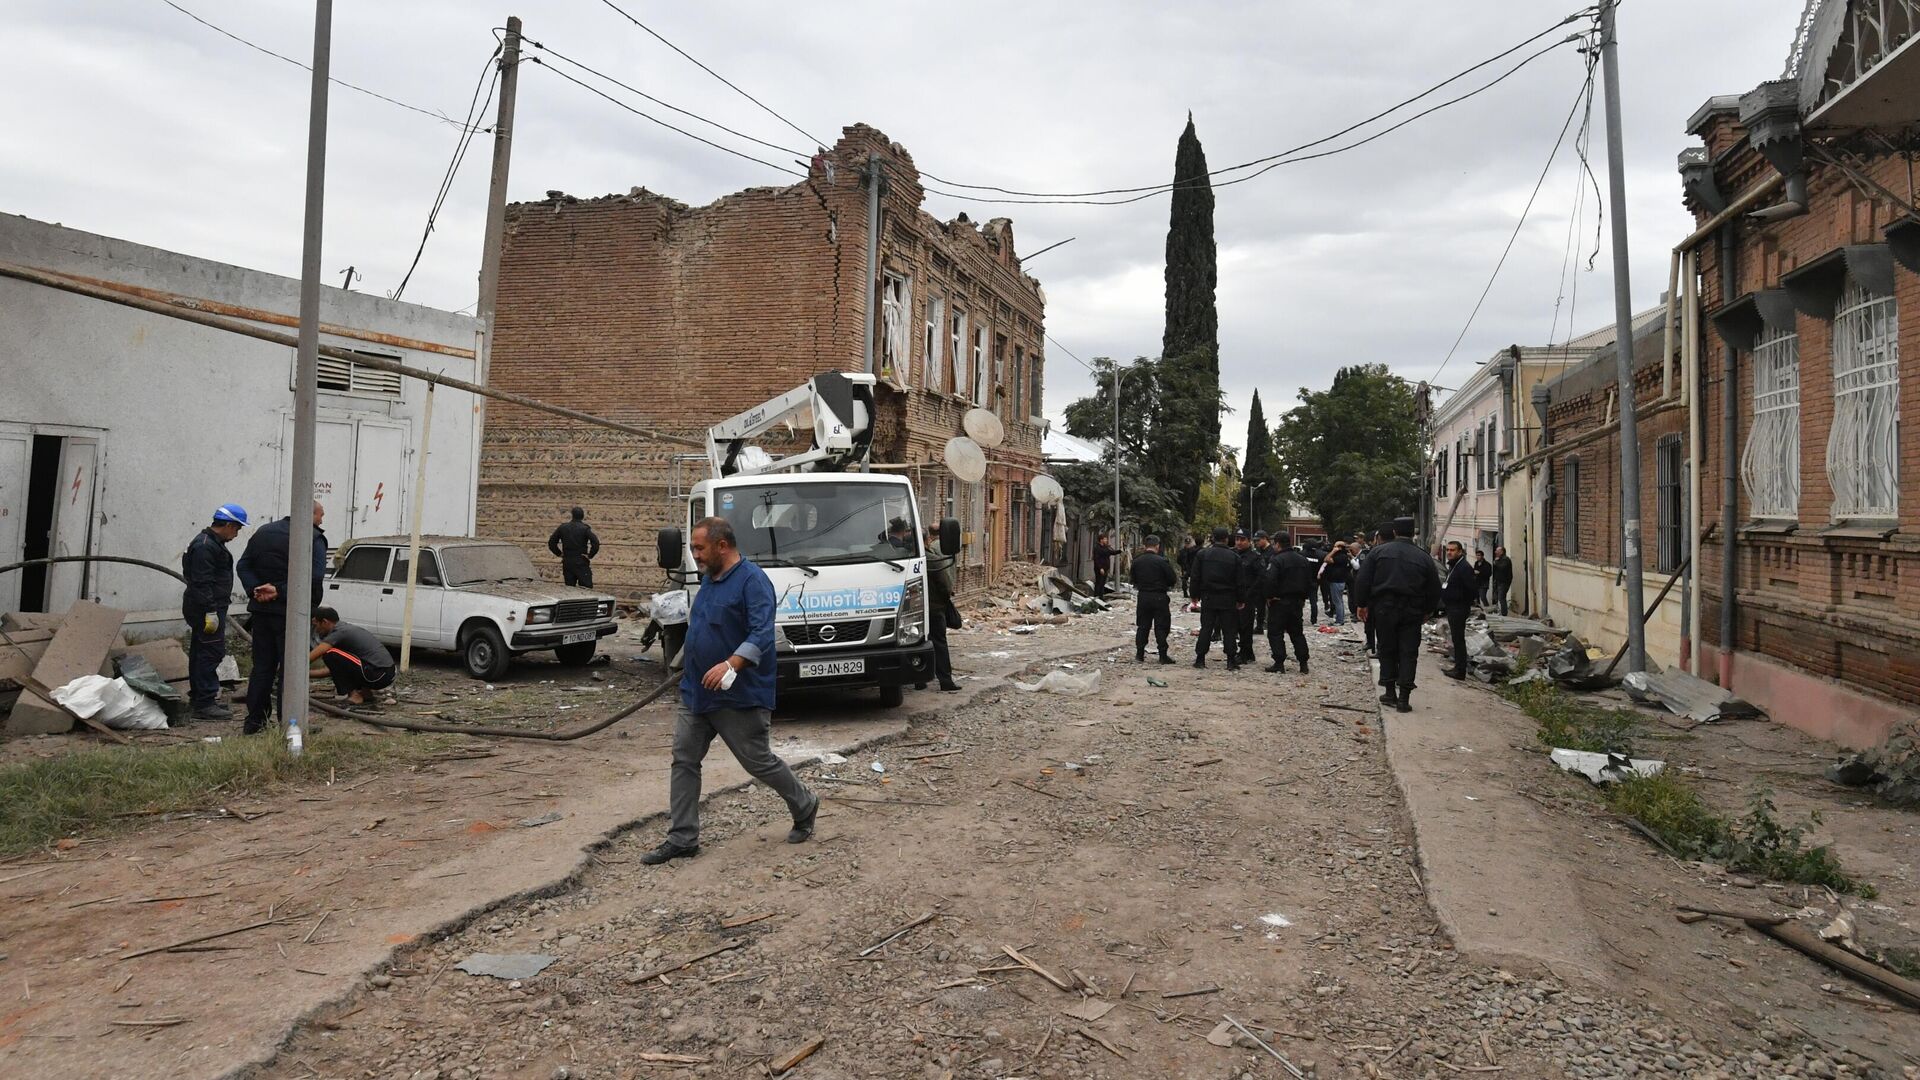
[{"x1": 322, "y1": 536, "x2": 618, "y2": 680}]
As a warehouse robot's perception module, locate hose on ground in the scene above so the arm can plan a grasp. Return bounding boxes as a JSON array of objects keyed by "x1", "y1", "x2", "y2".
[{"x1": 0, "y1": 553, "x2": 676, "y2": 741}]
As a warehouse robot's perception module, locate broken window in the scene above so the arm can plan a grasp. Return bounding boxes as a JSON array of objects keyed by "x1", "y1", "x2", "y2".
[
  {"x1": 950, "y1": 309, "x2": 968, "y2": 399},
  {"x1": 1010, "y1": 345, "x2": 1025, "y2": 419},
  {"x1": 971, "y1": 328, "x2": 989, "y2": 406},
  {"x1": 1029, "y1": 350, "x2": 1044, "y2": 420},
  {"x1": 880, "y1": 272, "x2": 912, "y2": 384},
  {"x1": 1827, "y1": 276, "x2": 1898, "y2": 521},
  {"x1": 1742, "y1": 323, "x2": 1800, "y2": 520},
  {"x1": 993, "y1": 334, "x2": 1009, "y2": 415},
  {"x1": 924, "y1": 297, "x2": 945, "y2": 393}
]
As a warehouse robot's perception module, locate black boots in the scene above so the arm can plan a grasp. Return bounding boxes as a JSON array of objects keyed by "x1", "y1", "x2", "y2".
[
  {"x1": 641, "y1": 842, "x2": 700, "y2": 865},
  {"x1": 1158, "y1": 652, "x2": 1175, "y2": 665},
  {"x1": 1396, "y1": 687, "x2": 1413, "y2": 713},
  {"x1": 1265, "y1": 662, "x2": 1285, "y2": 673},
  {"x1": 1444, "y1": 668, "x2": 1467, "y2": 680},
  {"x1": 1379, "y1": 687, "x2": 1397, "y2": 706}
]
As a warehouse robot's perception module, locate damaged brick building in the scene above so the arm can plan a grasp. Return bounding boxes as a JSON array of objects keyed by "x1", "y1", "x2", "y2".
[{"x1": 476, "y1": 125, "x2": 1049, "y2": 599}]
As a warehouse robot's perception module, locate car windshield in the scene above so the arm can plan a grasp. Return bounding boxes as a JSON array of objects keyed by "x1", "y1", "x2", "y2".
[
  {"x1": 440, "y1": 543, "x2": 539, "y2": 586},
  {"x1": 715, "y1": 482, "x2": 920, "y2": 565}
]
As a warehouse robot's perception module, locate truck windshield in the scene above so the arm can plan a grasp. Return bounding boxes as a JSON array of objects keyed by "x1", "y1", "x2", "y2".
[
  {"x1": 441, "y1": 544, "x2": 539, "y2": 585},
  {"x1": 717, "y1": 482, "x2": 920, "y2": 565}
]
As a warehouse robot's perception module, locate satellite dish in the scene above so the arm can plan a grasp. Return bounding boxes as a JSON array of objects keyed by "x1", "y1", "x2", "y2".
[
  {"x1": 943, "y1": 436, "x2": 987, "y2": 483},
  {"x1": 1029, "y1": 474, "x2": 1064, "y2": 507},
  {"x1": 962, "y1": 408, "x2": 1005, "y2": 448}
]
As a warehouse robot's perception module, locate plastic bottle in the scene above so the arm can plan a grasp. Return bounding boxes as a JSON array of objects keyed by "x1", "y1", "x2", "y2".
[{"x1": 286, "y1": 717, "x2": 304, "y2": 756}]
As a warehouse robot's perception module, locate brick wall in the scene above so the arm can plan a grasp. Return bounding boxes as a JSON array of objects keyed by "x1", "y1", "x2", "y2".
[
  {"x1": 1677, "y1": 110, "x2": 1920, "y2": 708},
  {"x1": 478, "y1": 124, "x2": 1046, "y2": 600}
]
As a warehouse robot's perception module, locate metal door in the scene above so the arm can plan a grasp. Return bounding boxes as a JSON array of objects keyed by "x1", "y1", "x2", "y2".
[
  {"x1": 284, "y1": 416, "x2": 357, "y2": 532},
  {"x1": 45, "y1": 437, "x2": 99, "y2": 608},
  {"x1": 351, "y1": 422, "x2": 406, "y2": 538},
  {"x1": 0, "y1": 430, "x2": 28, "y2": 613}
]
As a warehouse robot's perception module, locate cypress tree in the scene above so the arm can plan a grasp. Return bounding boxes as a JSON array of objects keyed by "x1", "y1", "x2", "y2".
[
  {"x1": 1161, "y1": 114, "x2": 1221, "y2": 517},
  {"x1": 1241, "y1": 389, "x2": 1282, "y2": 533}
]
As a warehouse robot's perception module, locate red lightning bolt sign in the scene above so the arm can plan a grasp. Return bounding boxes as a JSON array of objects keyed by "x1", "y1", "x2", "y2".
[
  {"x1": 70, "y1": 466, "x2": 84, "y2": 505},
  {"x1": 372, "y1": 483, "x2": 384, "y2": 513}
]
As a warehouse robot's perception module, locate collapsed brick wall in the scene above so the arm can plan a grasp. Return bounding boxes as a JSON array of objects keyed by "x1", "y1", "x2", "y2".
[{"x1": 479, "y1": 124, "x2": 1046, "y2": 601}]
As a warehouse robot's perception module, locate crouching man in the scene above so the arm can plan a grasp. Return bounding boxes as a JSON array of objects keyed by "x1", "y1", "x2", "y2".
[{"x1": 307, "y1": 606, "x2": 396, "y2": 707}]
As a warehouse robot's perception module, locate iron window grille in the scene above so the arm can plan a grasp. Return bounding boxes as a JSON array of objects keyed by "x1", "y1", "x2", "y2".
[
  {"x1": 1561, "y1": 457, "x2": 1580, "y2": 557},
  {"x1": 1740, "y1": 325, "x2": 1801, "y2": 520},
  {"x1": 1656, "y1": 434, "x2": 1685, "y2": 572},
  {"x1": 1827, "y1": 277, "x2": 1899, "y2": 520}
]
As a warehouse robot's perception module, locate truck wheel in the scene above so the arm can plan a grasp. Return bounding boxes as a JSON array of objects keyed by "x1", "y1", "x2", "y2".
[
  {"x1": 878, "y1": 684, "x2": 905, "y2": 708},
  {"x1": 463, "y1": 625, "x2": 511, "y2": 681},
  {"x1": 554, "y1": 641, "x2": 596, "y2": 667}
]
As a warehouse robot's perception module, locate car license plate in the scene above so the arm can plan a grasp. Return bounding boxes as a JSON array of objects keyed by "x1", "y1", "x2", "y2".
[
  {"x1": 561, "y1": 630, "x2": 596, "y2": 645},
  {"x1": 799, "y1": 658, "x2": 866, "y2": 678}
]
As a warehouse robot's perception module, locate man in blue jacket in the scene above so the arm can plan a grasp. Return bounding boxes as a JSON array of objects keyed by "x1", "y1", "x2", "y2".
[
  {"x1": 181, "y1": 503, "x2": 248, "y2": 720},
  {"x1": 235, "y1": 501, "x2": 328, "y2": 735},
  {"x1": 642, "y1": 516, "x2": 818, "y2": 865}
]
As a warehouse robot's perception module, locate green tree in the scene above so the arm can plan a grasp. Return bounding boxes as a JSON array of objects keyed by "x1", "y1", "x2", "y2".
[
  {"x1": 1052, "y1": 459, "x2": 1186, "y2": 545},
  {"x1": 1063, "y1": 354, "x2": 1223, "y2": 522},
  {"x1": 1161, "y1": 115, "x2": 1221, "y2": 518},
  {"x1": 1190, "y1": 448, "x2": 1240, "y2": 537},
  {"x1": 1240, "y1": 390, "x2": 1284, "y2": 534},
  {"x1": 1272, "y1": 364, "x2": 1424, "y2": 540}
]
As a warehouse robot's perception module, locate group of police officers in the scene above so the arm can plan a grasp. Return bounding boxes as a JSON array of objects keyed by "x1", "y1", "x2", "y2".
[{"x1": 1124, "y1": 519, "x2": 1444, "y2": 713}]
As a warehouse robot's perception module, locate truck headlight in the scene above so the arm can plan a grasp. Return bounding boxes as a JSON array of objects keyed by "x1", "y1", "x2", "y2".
[
  {"x1": 527, "y1": 605, "x2": 555, "y2": 625},
  {"x1": 596, "y1": 600, "x2": 614, "y2": 618},
  {"x1": 897, "y1": 580, "x2": 926, "y2": 645}
]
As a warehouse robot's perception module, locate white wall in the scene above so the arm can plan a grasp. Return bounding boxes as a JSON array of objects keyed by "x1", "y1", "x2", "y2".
[
  {"x1": 1543, "y1": 556, "x2": 1684, "y2": 671},
  {"x1": 1429, "y1": 376, "x2": 1503, "y2": 551},
  {"x1": 0, "y1": 213, "x2": 483, "y2": 623}
]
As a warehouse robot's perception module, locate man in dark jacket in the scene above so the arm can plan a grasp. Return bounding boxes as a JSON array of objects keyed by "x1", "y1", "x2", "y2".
[
  {"x1": 1441, "y1": 541, "x2": 1477, "y2": 680},
  {"x1": 1177, "y1": 536, "x2": 1199, "y2": 599},
  {"x1": 1191, "y1": 527, "x2": 1242, "y2": 670},
  {"x1": 235, "y1": 502, "x2": 329, "y2": 735},
  {"x1": 181, "y1": 503, "x2": 248, "y2": 720},
  {"x1": 1301, "y1": 540, "x2": 1323, "y2": 623},
  {"x1": 549, "y1": 507, "x2": 601, "y2": 588},
  {"x1": 1233, "y1": 531, "x2": 1262, "y2": 663},
  {"x1": 1472, "y1": 549, "x2": 1493, "y2": 607},
  {"x1": 1129, "y1": 535, "x2": 1178, "y2": 663},
  {"x1": 1260, "y1": 535, "x2": 1316, "y2": 673},
  {"x1": 1358, "y1": 527, "x2": 1388, "y2": 657},
  {"x1": 1490, "y1": 545, "x2": 1514, "y2": 616},
  {"x1": 1092, "y1": 532, "x2": 1116, "y2": 597},
  {"x1": 922, "y1": 524, "x2": 960, "y2": 692},
  {"x1": 1248, "y1": 532, "x2": 1272, "y2": 635},
  {"x1": 1352, "y1": 521, "x2": 1442, "y2": 712}
]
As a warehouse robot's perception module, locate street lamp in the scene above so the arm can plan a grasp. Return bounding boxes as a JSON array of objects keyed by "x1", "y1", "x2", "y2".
[
  {"x1": 1246, "y1": 480, "x2": 1269, "y2": 532},
  {"x1": 1106, "y1": 359, "x2": 1135, "y2": 548}
]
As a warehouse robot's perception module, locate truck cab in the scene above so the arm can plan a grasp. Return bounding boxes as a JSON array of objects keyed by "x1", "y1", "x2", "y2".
[{"x1": 662, "y1": 473, "x2": 938, "y2": 707}]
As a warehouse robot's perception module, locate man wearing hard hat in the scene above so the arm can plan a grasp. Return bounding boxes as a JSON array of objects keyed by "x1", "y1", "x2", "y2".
[{"x1": 182, "y1": 504, "x2": 248, "y2": 721}]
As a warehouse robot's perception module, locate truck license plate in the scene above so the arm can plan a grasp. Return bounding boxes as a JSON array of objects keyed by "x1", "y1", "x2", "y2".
[
  {"x1": 799, "y1": 658, "x2": 866, "y2": 678},
  {"x1": 561, "y1": 630, "x2": 596, "y2": 645}
]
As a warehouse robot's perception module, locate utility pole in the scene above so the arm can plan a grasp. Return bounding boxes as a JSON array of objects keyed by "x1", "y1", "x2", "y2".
[
  {"x1": 861, "y1": 153, "x2": 883, "y2": 375},
  {"x1": 1247, "y1": 480, "x2": 1268, "y2": 531},
  {"x1": 474, "y1": 14, "x2": 522, "y2": 452},
  {"x1": 1599, "y1": 0, "x2": 1648, "y2": 673},
  {"x1": 283, "y1": 0, "x2": 334, "y2": 756},
  {"x1": 1110, "y1": 360, "x2": 1129, "y2": 546}
]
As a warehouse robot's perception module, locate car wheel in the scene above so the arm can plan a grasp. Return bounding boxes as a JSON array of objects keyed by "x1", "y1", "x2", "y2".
[
  {"x1": 463, "y1": 625, "x2": 511, "y2": 681},
  {"x1": 554, "y1": 641, "x2": 596, "y2": 667},
  {"x1": 878, "y1": 684, "x2": 905, "y2": 708}
]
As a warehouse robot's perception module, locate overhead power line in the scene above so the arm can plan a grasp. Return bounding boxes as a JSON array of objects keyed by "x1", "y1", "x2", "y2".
[
  {"x1": 528, "y1": 58, "x2": 808, "y2": 178},
  {"x1": 391, "y1": 48, "x2": 503, "y2": 301},
  {"x1": 592, "y1": 0, "x2": 828, "y2": 149},
  {"x1": 157, "y1": 0, "x2": 476, "y2": 129},
  {"x1": 1429, "y1": 62, "x2": 1599, "y2": 389},
  {"x1": 920, "y1": 6, "x2": 1598, "y2": 201}
]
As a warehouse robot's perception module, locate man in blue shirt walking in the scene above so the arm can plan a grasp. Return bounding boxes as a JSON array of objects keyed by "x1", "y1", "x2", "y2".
[{"x1": 642, "y1": 516, "x2": 819, "y2": 865}]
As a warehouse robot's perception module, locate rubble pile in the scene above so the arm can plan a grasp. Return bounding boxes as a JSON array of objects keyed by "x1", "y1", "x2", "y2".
[
  {"x1": 1, "y1": 602, "x2": 196, "y2": 735},
  {"x1": 1828, "y1": 719, "x2": 1920, "y2": 806}
]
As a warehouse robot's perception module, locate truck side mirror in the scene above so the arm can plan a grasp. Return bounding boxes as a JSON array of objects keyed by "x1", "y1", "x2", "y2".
[
  {"x1": 656, "y1": 527, "x2": 683, "y2": 570},
  {"x1": 938, "y1": 517, "x2": 961, "y2": 557}
]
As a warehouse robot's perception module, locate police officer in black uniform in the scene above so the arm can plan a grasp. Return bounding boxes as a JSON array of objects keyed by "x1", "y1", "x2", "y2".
[
  {"x1": 1191, "y1": 527, "x2": 1242, "y2": 670},
  {"x1": 549, "y1": 507, "x2": 601, "y2": 588},
  {"x1": 1260, "y1": 534, "x2": 1316, "y2": 674},
  {"x1": 1352, "y1": 520, "x2": 1441, "y2": 713},
  {"x1": 1129, "y1": 535, "x2": 1178, "y2": 664},
  {"x1": 1232, "y1": 530, "x2": 1262, "y2": 663}
]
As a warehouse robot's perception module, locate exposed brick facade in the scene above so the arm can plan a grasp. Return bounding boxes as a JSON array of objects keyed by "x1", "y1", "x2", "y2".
[{"x1": 477, "y1": 125, "x2": 1046, "y2": 600}]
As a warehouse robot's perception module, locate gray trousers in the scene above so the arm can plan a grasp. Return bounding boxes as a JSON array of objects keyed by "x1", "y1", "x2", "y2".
[{"x1": 668, "y1": 704, "x2": 816, "y2": 849}]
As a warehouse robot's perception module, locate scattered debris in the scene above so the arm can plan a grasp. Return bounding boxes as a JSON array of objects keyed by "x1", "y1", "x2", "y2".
[
  {"x1": 857, "y1": 910, "x2": 938, "y2": 957},
  {"x1": 1484, "y1": 615, "x2": 1564, "y2": 640},
  {"x1": 1061, "y1": 998, "x2": 1116, "y2": 1023},
  {"x1": 1826, "y1": 719, "x2": 1920, "y2": 806},
  {"x1": 770, "y1": 1035, "x2": 825, "y2": 1072},
  {"x1": 626, "y1": 940, "x2": 747, "y2": 985},
  {"x1": 48, "y1": 675, "x2": 168, "y2": 731},
  {"x1": 1623, "y1": 669, "x2": 1760, "y2": 724},
  {"x1": 1161, "y1": 984, "x2": 1222, "y2": 999},
  {"x1": 9, "y1": 601, "x2": 128, "y2": 734},
  {"x1": 1678, "y1": 905, "x2": 1920, "y2": 1010},
  {"x1": 455, "y1": 953, "x2": 558, "y2": 980},
  {"x1": 1549, "y1": 748, "x2": 1666, "y2": 785},
  {"x1": 1000, "y1": 945, "x2": 1074, "y2": 992},
  {"x1": 515, "y1": 812, "x2": 563, "y2": 828},
  {"x1": 1011, "y1": 669, "x2": 1103, "y2": 696}
]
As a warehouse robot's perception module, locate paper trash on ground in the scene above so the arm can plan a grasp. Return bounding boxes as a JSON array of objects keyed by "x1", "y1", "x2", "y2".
[
  {"x1": 1550, "y1": 748, "x2": 1665, "y2": 785},
  {"x1": 1011, "y1": 670, "x2": 1103, "y2": 697}
]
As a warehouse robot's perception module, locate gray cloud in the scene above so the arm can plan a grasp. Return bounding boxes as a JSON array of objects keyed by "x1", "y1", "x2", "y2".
[{"x1": 7, "y1": 1, "x2": 1795, "y2": 446}]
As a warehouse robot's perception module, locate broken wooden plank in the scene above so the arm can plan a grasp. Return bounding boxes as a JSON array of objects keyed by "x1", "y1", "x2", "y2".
[
  {"x1": 636, "y1": 1052, "x2": 707, "y2": 1064},
  {"x1": 10, "y1": 601, "x2": 126, "y2": 735},
  {"x1": 118, "y1": 915, "x2": 299, "y2": 961},
  {"x1": 109, "y1": 639, "x2": 190, "y2": 682},
  {"x1": 770, "y1": 1035, "x2": 825, "y2": 1072},
  {"x1": 1161, "y1": 985, "x2": 1222, "y2": 999},
  {"x1": 625, "y1": 940, "x2": 745, "y2": 985},
  {"x1": 1074, "y1": 1027, "x2": 1127, "y2": 1059},
  {"x1": 720, "y1": 911, "x2": 782, "y2": 930}
]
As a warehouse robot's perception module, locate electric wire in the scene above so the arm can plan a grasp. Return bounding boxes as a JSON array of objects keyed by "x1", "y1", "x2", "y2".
[
  {"x1": 391, "y1": 48, "x2": 503, "y2": 301},
  {"x1": 592, "y1": 0, "x2": 828, "y2": 150},
  {"x1": 157, "y1": 0, "x2": 478, "y2": 129},
  {"x1": 912, "y1": 31, "x2": 1586, "y2": 208},
  {"x1": 528, "y1": 58, "x2": 807, "y2": 178},
  {"x1": 1429, "y1": 65, "x2": 1598, "y2": 389},
  {"x1": 919, "y1": 7, "x2": 1597, "y2": 200}
]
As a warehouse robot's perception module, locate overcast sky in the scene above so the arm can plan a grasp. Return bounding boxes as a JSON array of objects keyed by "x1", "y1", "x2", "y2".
[{"x1": 7, "y1": 1, "x2": 1796, "y2": 451}]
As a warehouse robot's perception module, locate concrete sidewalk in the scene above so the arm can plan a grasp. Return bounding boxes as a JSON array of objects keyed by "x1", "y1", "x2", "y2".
[{"x1": 1377, "y1": 660, "x2": 1614, "y2": 985}]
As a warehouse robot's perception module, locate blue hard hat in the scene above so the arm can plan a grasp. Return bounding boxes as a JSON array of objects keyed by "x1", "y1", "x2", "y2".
[{"x1": 213, "y1": 503, "x2": 249, "y2": 526}]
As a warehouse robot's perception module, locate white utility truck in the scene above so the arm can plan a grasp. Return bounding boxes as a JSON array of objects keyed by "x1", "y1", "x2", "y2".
[{"x1": 656, "y1": 371, "x2": 959, "y2": 707}]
